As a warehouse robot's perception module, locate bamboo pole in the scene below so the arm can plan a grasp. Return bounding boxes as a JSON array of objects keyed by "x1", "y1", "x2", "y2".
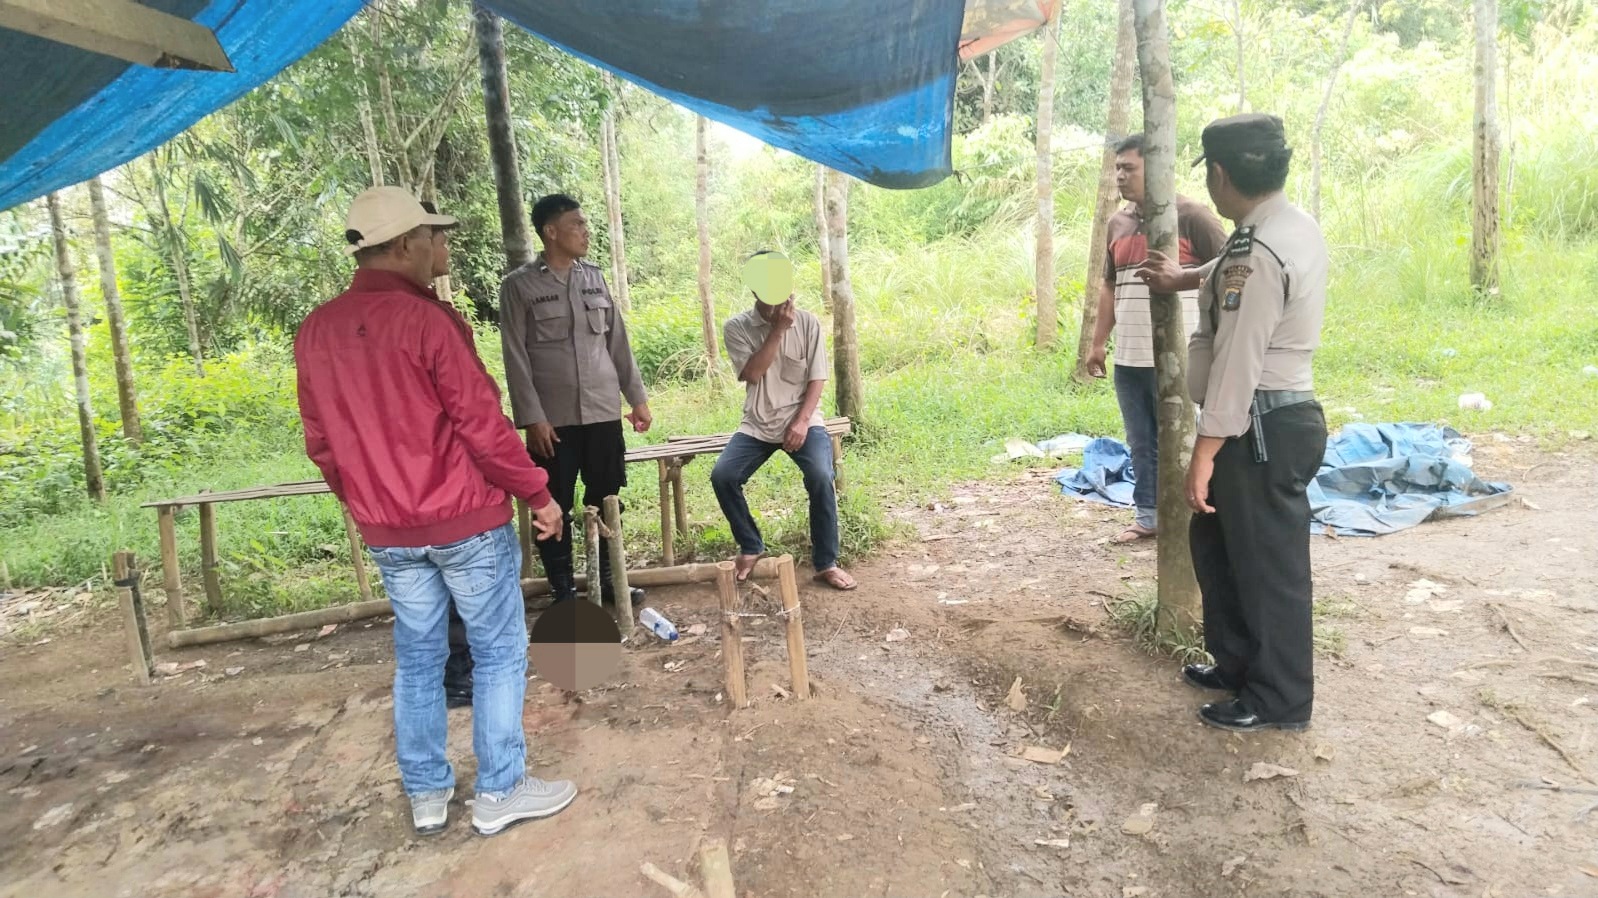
[
  {"x1": 198, "y1": 502, "x2": 223, "y2": 615},
  {"x1": 639, "y1": 862, "x2": 706, "y2": 898},
  {"x1": 671, "y1": 462, "x2": 688, "y2": 543},
  {"x1": 342, "y1": 509, "x2": 374, "y2": 603},
  {"x1": 657, "y1": 458, "x2": 675, "y2": 566},
  {"x1": 115, "y1": 552, "x2": 153, "y2": 685},
  {"x1": 602, "y1": 495, "x2": 634, "y2": 628},
  {"x1": 829, "y1": 434, "x2": 846, "y2": 495},
  {"x1": 583, "y1": 505, "x2": 602, "y2": 606},
  {"x1": 157, "y1": 506, "x2": 185, "y2": 627},
  {"x1": 716, "y1": 561, "x2": 748, "y2": 709},
  {"x1": 776, "y1": 555, "x2": 810, "y2": 699},
  {"x1": 697, "y1": 838, "x2": 737, "y2": 898},
  {"x1": 517, "y1": 498, "x2": 533, "y2": 579}
]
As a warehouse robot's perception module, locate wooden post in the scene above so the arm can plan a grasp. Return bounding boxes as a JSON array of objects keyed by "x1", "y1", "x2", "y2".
[
  {"x1": 517, "y1": 498, "x2": 534, "y2": 579},
  {"x1": 776, "y1": 555, "x2": 810, "y2": 699},
  {"x1": 715, "y1": 561, "x2": 748, "y2": 709},
  {"x1": 0, "y1": 560, "x2": 10, "y2": 592},
  {"x1": 697, "y1": 838, "x2": 737, "y2": 898},
  {"x1": 829, "y1": 434, "x2": 845, "y2": 496},
  {"x1": 657, "y1": 458, "x2": 676, "y2": 566},
  {"x1": 602, "y1": 495, "x2": 634, "y2": 628},
  {"x1": 157, "y1": 506, "x2": 185, "y2": 627},
  {"x1": 198, "y1": 502, "x2": 223, "y2": 615},
  {"x1": 671, "y1": 461, "x2": 688, "y2": 544},
  {"x1": 342, "y1": 508, "x2": 374, "y2": 602},
  {"x1": 584, "y1": 506, "x2": 603, "y2": 606},
  {"x1": 114, "y1": 551, "x2": 153, "y2": 685}
]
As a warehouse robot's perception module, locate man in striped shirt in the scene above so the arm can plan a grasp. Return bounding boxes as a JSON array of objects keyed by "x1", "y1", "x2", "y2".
[{"x1": 1085, "y1": 133, "x2": 1228, "y2": 543}]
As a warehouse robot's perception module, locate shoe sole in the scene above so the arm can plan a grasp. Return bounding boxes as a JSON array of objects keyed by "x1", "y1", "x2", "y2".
[
  {"x1": 471, "y1": 789, "x2": 578, "y2": 836},
  {"x1": 1196, "y1": 709, "x2": 1311, "y2": 732},
  {"x1": 412, "y1": 787, "x2": 454, "y2": 836},
  {"x1": 1181, "y1": 671, "x2": 1237, "y2": 693}
]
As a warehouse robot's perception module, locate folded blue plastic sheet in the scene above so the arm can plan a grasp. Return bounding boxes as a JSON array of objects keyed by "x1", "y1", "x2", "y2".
[{"x1": 1054, "y1": 424, "x2": 1514, "y2": 537}]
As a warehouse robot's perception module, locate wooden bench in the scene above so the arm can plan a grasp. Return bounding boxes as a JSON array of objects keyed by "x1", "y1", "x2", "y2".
[{"x1": 140, "y1": 416, "x2": 853, "y2": 641}]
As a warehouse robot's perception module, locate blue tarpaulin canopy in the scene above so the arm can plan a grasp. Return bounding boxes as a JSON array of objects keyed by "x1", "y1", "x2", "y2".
[{"x1": 0, "y1": 0, "x2": 1058, "y2": 210}]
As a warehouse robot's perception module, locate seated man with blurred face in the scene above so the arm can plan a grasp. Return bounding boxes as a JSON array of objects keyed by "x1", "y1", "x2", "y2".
[{"x1": 711, "y1": 250, "x2": 856, "y2": 591}]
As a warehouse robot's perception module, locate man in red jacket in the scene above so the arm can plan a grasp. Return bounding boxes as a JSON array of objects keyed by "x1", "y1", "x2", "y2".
[{"x1": 295, "y1": 186, "x2": 576, "y2": 838}]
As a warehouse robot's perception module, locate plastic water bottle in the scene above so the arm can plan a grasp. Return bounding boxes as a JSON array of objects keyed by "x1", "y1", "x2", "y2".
[{"x1": 639, "y1": 607, "x2": 678, "y2": 642}]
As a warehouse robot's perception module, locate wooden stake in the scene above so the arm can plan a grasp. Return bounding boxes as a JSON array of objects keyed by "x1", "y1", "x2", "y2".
[
  {"x1": 517, "y1": 498, "x2": 534, "y2": 579},
  {"x1": 342, "y1": 508, "x2": 374, "y2": 603},
  {"x1": 657, "y1": 458, "x2": 675, "y2": 566},
  {"x1": 716, "y1": 561, "x2": 748, "y2": 709},
  {"x1": 114, "y1": 552, "x2": 153, "y2": 685},
  {"x1": 603, "y1": 495, "x2": 634, "y2": 628},
  {"x1": 157, "y1": 505, "x2": 185, "y2": 627},
  {"x1": 639, "y1": 862, "x2": 706, "y2": 898},
  {"x1": 697, "y1": 838, "x2": 737, "y2": 898},
  {"x1": 584, "y1": 505, "x2": 603, "y2": 606},
  {"x1": 776, "y1": 555, "x2": 810, "y2": 699},
  {"x1": 198, "y1": 501, "x2": 223, "y2": 616}
]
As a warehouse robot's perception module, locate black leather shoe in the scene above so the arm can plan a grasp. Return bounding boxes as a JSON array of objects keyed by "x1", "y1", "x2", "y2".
[
  {"x1": 445, "y1": 689, "x2": 472, "y2": 709},
  {"x1": 1198, "y1": 699, "x2": 1309, "y2": 732},
  {"x1": 1182, "y1": 664, "x2": 1238, "y2": 692}
]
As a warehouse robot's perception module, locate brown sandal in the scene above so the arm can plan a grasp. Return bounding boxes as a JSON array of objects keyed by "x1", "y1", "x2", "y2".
[
  {"x1": 1113, "y1": 524, "x2": 1157, "y2": 544},
  {"x1": 813, "y1": 567, "x2": 858, "y2": 591},
  {"x1": 733, "y1": 553, "x2": 763, "y2": 582}
]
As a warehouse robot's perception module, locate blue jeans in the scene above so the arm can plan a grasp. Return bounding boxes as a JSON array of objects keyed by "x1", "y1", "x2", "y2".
[
  {"x1": 1113, "y1": 364, "x2": 1159, "y2": 530},
  {"x1": 368, "y1": 522, "x2": 527, "y2": 798},
  {"x1": 710, "y1": 427, "x2": 839, "y2": 571}
]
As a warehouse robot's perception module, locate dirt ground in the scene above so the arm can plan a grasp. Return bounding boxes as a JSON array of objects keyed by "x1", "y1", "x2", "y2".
[{"x1": 3, "y1": 435, "x2": 1597, "y2": 898}]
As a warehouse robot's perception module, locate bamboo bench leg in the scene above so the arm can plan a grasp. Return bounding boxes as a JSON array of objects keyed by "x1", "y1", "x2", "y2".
[
  {"x1": 602, "y1": 495, "x2": 634, "y2": 628},
  {"x1": 343, "y1": 509, "x2": 374, "y2": 602},
  {"x1": 671, "y1": 459, "x2": 688, "y2": 545},
  {"x1": 198, "y1": 502, "x2": 223, "y2": 617},
  {"x1": 658, "y1": 458, "x2": 675, "y2": 566},
  {"x1": 157, "y1": 506, "x2": 185, "y2": 628},
  {"x1": 115, "y1": 551, "x2": 153, "y2": 685}
]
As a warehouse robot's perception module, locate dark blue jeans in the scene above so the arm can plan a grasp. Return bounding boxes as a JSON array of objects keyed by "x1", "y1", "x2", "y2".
[
  {"x1": 710, "y1": 427, "x2": 839, "y2": 571},
  {"x1": 1113, "y1": 364, "x2": 1159, "y2": 530}
]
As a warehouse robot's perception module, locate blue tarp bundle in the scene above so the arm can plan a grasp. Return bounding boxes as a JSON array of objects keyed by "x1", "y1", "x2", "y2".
[
  {"x1": 0, "y1": 0, "x2": 980, "y2": 211},
  {"x1": 1054, "y1": 423, "x2": 1514, "y2": 537}
]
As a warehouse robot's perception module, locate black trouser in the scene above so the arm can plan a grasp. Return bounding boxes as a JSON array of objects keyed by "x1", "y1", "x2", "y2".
[
  {"x1": 1190, "y1": 401, "x2": 1327, "y2": 723},
  {"x1": 443, "y1": 600, "x2": 471, "y2": 694}
]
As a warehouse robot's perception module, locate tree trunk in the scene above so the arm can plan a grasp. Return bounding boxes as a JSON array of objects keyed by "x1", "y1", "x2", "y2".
[
  {"x1": 48, "y1": 192, "x2": 107, "y2": 502},
  {"x1": 1310, "y1": 0, "x2": 1361, "y2": 221},
  {"x1": 148, "y1": 157, "x2": 204, "y2": 377},
  {"x1": 1232, "y1": 0, "x2": 1247, "y2": 112},
  {"x1": 474, "y1": 3, "x2": 532, "y2": 271},
  {"x1": 87, "y1": 177, "x2": 142, "y2": 445},
  {"x1": 368, "y1": 3, "x2": 416, "y2": 190},
  {"x1": 824, "y1": 169, "x2": 864, "y2": 420},
  {"x1": 981, "y1": 51, "x2": 998, "y2": 125},
  {"x1": 1033, "y1": 13, "x2": 1060, "y2": 350},
  {"x1": 1074, "y1": 0, "x2": 1136, "y2": 380},
  {"x1": 1133, "y1": 0, "x2": 1201, "y2": 637},
  {"x1": 600, "y1": 72, "x2": 631, "y2": 311},
  {"x1": 345, "y1": 31, "x2": 385, "y2": 186},
  {"x1": 1471, "y1": 0, "x2": 1501, "y2": 294},
  {"x1": 695, "y1": 116, "x2": 719, "y2": 375},
  {"x1": 814, "y1": 164, "x2": 833, "y2": 312}
]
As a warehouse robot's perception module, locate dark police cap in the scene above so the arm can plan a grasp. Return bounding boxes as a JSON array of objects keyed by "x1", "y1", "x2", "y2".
[{"x1": 1192, "y1": 113, "x2": 1288, "y2": 168}]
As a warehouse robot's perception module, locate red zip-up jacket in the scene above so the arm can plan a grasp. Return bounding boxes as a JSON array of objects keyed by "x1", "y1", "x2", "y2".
[{"x1": 294, "y1": 268, "x2": 553, "y2": 548}]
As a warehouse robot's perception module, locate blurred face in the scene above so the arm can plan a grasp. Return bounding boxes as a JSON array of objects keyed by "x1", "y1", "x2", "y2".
[
  {"x1": 391, "y1": 226, "x2": 436, "y2": 287},
  {"x1": 542, "y1": 208, "x2": 590, "y2": 259},
  {"x1": 1115, "y1": 150, "x2": 1145, "y2": 205},
  {"x1": 428, "y1": 227, "x2": 452, "y2": 278}
]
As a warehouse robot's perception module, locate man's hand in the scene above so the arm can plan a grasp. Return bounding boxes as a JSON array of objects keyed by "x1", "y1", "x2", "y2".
[
  {"x1": 626, "y1": 402, "x2": 653, "y2": 434},
  {"x1": 769, "y1": 298, "x2": 797, "y2": 331},
  {"x1": 1136, "y1": 249, "x2": 1189, "y2": 293},
  {"x1": 527, "y1": 421, "x2": 559, "y2": 460},
  {"x1": 531, "y1": 499, "x2": 564, "y2": 541},
  {"x1": 1085, "y1": 344, "x2": 1108, "y2": 379},
  {"x1": 783, "y1": 418, "x2": 809, "y2": 453},
  {"x1": 1186, "y1": 451, "x2": 1217, "y2": 514}
]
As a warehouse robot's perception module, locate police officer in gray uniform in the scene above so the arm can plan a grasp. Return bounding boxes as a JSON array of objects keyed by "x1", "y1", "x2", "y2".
[{"x1": 1139, "y1": 114, "x2": 1328, "y2": 732}]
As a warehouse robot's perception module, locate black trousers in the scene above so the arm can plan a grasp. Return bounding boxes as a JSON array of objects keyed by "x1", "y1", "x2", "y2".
[
  {"x1": 1190, "y1": 401, "x2": 1327, "y2": 722},
  {"x1": 531, "y1": 418, "x2": 628, "y2": 553},
  {"x1": 444, "y1": 601, "x2": 471, "y2": 693}
]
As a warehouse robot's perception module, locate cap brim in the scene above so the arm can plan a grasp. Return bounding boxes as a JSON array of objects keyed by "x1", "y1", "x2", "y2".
[
  {"x1": 1190, "y1": 152, "x2": 1206, "y2": 168},
  {"x1": 423, "y1": 213, "x2": 459, "y2": 229}
]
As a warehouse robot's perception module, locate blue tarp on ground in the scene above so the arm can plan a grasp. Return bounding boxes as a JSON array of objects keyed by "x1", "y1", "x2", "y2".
[
  {"x1": 0, "y1": 0, "x2": 978, "y2": 211},
  {"x1": 1054, "y1": 423, "x2": 1514, "y2": 537}
]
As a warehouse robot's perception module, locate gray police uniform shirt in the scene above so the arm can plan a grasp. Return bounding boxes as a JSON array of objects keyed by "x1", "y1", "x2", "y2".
[
  {"x1": 723, "y1": 306, "x2": 828, "y2": 445},
  {"x1": 1187, "y1": 193, "x2": 1328, "y2": 439},
  {"x1": 498, "y1": 255, "x2": 647, "y2": 429}
]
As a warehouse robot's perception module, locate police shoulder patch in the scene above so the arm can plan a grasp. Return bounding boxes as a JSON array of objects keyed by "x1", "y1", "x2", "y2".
[
  {"x1": 1225, "y1": 225, "x2": 1255, "y2": 259},
  {"x1": 1220, "y1": 263, "x2": 1253, "y2": 311}
]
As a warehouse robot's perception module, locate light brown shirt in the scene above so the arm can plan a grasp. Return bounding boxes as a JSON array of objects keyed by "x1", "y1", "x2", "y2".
[
  {"x1": 723, "y1": 306, "x2": 828, "y2": 444},
  {"x1": 1188, "y1": 193, "x2": 1327, "y2": 438},
  {"x1": 498, "y1": 255, "x2": 647, "y2": 429}
]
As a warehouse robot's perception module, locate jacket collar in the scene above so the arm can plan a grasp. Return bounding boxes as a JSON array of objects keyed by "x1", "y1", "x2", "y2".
[{"x1": 349, "y1": 267, "x2": 438, "y2": 300}]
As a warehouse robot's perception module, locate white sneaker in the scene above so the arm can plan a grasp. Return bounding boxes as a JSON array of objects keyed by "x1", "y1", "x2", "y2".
[
  {"x1": 471, "y1": 777, "x2": 577, "y2": 836},
  {"x1": 409, "y1": 786, "x2": 453, "y2": 835}
]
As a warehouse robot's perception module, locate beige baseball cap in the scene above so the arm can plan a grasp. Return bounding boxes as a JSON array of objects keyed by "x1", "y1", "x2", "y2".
[{"x1": 343, "y1": 186, "x2": 457, "y2": 255}]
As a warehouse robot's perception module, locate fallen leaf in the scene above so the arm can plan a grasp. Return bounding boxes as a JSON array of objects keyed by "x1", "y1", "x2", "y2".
[
  {"x1": 1034, "y1": 785, "x2": 1056, "y2": 801},
  {"x1": 30, "y1": 638, "x2": 50, "y2": 646},
  {"x1": 317, "y1": 624, "x2": 338, "y2": 638},
  {"x1": 1022, "y1": 745, "x2": 1066, "y2": 765},
  {"x1": 956, "y1": 859, "x2": 972, "y2": 870},
  {"x1": 1034, "y1": 838, "x2": 1071, "y2": 849},
  {"x1": 225, "y1": 667, "x2": 244, "y2": 677},
  {"x1": 1579, "y1": 866, "x2": 1598, "y2": 878},
  {"x1": 1006, "y1": 677, "x2": 1028, "y2": 712},
  {"x1": 294, "y1": 643, "x2": 311, "y2": 653},
  {"x1": 1427, "y1": 710, "x2": 1463, "y2": 729},
  {"x1": 686, "y1": 623, "x2": 708, "y2": 637},
  {"x1": 1243, "y1": 762, "x2": 1300, "y2": 783},
  {"x1": 1313, "y1": 744, "x2": 1335, "y2": 762},
  {"x1": 836, "y1": 834, "x2": 854, "y2": 842},
  {"x1": 1122, "y1": 802, "x2": 1157, "y2": 835},
  {"x1": 885, "y1": 628, "x2": 911, "y2": 642},
  {"x1": 771, "y1": 683, "x2": 791, "y2": 699},
  {"x1": 1222, "y1": 855, "x2": 1247, "y2": 878},
  {"x1": 1408, "y1": 626, "x2": 1449, "y2": 638}
]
